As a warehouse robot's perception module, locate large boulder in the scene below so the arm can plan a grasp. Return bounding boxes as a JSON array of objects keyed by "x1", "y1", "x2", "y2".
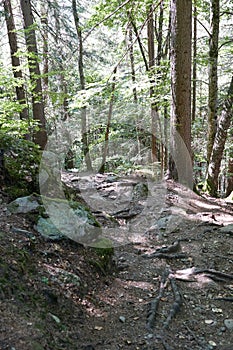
[{"x1": 7, "y1": 194, "x2": 102, "y2": 245}]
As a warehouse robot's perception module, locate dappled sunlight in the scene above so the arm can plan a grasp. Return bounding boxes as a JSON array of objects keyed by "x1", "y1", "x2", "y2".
[{"x1": 95, "y1": 278, "x2": 155, "y2": 308}]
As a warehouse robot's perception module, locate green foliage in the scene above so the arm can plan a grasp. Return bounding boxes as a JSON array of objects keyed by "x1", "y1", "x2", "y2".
[
  {"x1": 0, "y1": 132, "x2": 41, "y2": 198},
  {"x1": 91, "y1": 237, "x2": 114, "y2": 273}
]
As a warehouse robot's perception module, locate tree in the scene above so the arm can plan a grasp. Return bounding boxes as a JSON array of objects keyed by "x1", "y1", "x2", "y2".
[
  {"x1": 206, "y1": 0, "x2": 220, "y2": 164},
  {"x1": 147, "y1": 3, "x2": 158, "y2": 164},
  {"x1": 20, "y1": 0, "x2": 47, "y2": 149},
  {"x1": 3, "y1": 0, "x2": 29, "y2": 121},
  {"x1": 72, "y1": 0, "x2": 93, "y2": 171},
  {"x1": 205, "y1": 76, "x2": 233, "y2": 196},
  {"x1": 169, "y1": 0, "x2": 192, "y2": 188}
]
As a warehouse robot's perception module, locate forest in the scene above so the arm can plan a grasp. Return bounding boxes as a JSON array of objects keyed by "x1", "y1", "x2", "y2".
[{"x1": 0, "y1": 1, "x2": 233, "y2": 350}]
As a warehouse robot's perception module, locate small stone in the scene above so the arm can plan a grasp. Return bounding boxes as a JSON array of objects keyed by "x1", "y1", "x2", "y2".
[
  {"x1": 146, "y1": 333, "x2": 153, "y2": 339},
  {"x1": 212, "y1": 307, "x2": 222, "y2": 313},
  {"x1": 209, "y1": 340, "x2": 217, "y2": 347},
  {"x1": 119, "y1": 316, "x2": 126, "y2": 323},
  {"x1": 205, "y1": 320, "x2": 214, "y2": 325},
  {"x1": 224, "y1": 319, "x2": 233, "y2": 330},
  {"x1": 220, "y1": 326, "x2": 226, "y2": 332}
]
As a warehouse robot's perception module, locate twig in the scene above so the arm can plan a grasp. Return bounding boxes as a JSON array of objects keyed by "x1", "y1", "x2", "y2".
[{"x1": 184, "y1": 322, "x2": 207, "y2": 349}]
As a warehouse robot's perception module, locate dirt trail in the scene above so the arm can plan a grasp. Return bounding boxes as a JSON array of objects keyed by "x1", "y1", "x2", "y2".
[{"x1": 0, "y1": 178, "x2": 233, "y2": 350}]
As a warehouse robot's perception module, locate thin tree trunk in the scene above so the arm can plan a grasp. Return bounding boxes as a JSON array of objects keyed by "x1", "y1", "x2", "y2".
[
  {"x1": 41, "y1": 1, "x2": 49, "y2": 92},
  {"x1": 128, "y1": 14, "x2": 149, "y2": 72},
  {"x1": 20, "y1": 0, "x2": 47, "y2": 149},
  {"x1": 128, "y1": 24, "x2": 137, "y2": 103},
  {"x1": 207, "y1": 0, "x2": 220, "y2": 164},
  {"x1": 3, "y1": 0, "x2": 29, "y2": 121},
  {"x1": 54, "y1": 12, "x2": 70, "y2": 121},
  {"x1": 205, "y1": 76, "x2": 233, "y2": 197},
  {"x1": 226, "y1": 155, "x2": 233, "y2": 197},
  {"x1": 99, "y1": 67, "x2": 117, "y2": 174},
  {"x1": 72, "y1": 0, "x2": 92, "y2": 171}
]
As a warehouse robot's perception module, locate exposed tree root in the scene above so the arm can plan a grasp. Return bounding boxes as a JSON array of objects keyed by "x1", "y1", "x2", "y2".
[
  {"x1": 146, "y1": 269, "x2": 182, "y2": 331},
  {"x1": 173, "y1": 267, "x2": 233, "y2": 283},
  {"x1": 142, "y1": 241, "x2": 187, "y2": 260},
  {"x1": 163, "y1": 277, "x2": 182, "y2": 329},
  {"x1": 146, "y1": 268, "x2": 170, "y2": 330}
]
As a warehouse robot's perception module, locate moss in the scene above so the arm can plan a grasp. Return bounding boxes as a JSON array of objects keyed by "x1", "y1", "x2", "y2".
[
  {"x1": 91, "y1": 238, "x2": 114, "y2": 273},
  {"x1": 0, "y1": 132, "x2": 41, "y2": 199}
]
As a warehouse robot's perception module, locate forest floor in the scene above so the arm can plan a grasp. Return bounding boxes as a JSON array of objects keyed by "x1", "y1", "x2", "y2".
[{"x1": 0, "y1": 174, "x2": 233, "y2": 350}]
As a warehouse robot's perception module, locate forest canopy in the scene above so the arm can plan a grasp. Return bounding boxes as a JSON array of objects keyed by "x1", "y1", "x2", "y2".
[{"x1": 1, "y1": 0, "x2": 233, "y2": 198}]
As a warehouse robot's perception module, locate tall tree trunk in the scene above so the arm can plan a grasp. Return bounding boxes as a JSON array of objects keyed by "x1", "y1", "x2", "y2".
[
  {"x1": 72, "y1": 0, "x2": 92, "y2": 171},
  {"x1": 205, "y1": 76, "x2": 233, "y2": 196},
  {"x1": 207, "y1": 0, "x2": 220, "y2": 164},
  {"x1": 147, "y1": 4, "x2": 159, "y2": 164},
  {"x1": 3, "y1": 0, "x2": 29, "y2": 121},
  {"x1": 20, "y1": 0, "x2": 47, "y2": 149},
  {"x1": 192, "y1": 3, "x2": 197, "y2": 122},
  {"x1": 169, "y1": 0, "x2": 192, "y2": 188}
]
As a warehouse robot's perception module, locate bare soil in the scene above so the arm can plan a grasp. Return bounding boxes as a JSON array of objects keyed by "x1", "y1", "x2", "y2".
[{"x1": 0, "y1": 178, "x2": 233, "y2": 350}]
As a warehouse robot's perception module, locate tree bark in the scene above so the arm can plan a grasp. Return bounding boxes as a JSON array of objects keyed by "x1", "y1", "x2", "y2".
[
  {"x1": 72, "y1": 0, "x2": 93, "y2": 171},
  {"x1": 192, "y1": 3, "x2": 197, "y2": 122},
  {"x1": 205, "y1": 76, "x2": 233, "y2": 196},
  {"x1": 147, "y1": 4, "x2": 158, "y2": 164},
  {"x1": 99, "y1": 67, "x2": 117, "y2": 174},
  {"x1": 40, "y1": 1, "x2": 49, "y2": 92},
  {"x1": 207, "y1": 0, "x2": 220, "y2": 164},
  {"x1": 226, "y1": 155, "x2": 233, "y2": 197},
  {"x1": 128, "y1": 24, "x2": 137, "y2": 103},
  {"x1": 20, "y1": 0, "x2": 47, "y2": 149},
  {"x1": 3, "y1": 0, "x2": 29, "y2": 121},
  {"x1": 169, "y1": 0, "x2": 192, "y2": 188}
]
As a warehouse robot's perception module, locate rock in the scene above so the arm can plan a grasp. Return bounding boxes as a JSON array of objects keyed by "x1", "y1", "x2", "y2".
[
  {"x1": 119, "y1": 316, "x2": 126, "y2": 323},
  {"x1": 132, "y1": 183, "x2": 148, "y2": 201},
  {"x1": 224, "y1": 319, "x2": 233, "y2": 331},
  {"x1": 7, "y1": 194, "x2": 42, "y2": 214},
  {"x1": 36, "y1": 198, "x2": 101, "y2": 245},
  {"x1": 219, "y1": 225, "x2": 233, "y2": 234},
  {"x1": 36, "y1": 217, "x2": 65, "y2": 241},
  {"x1": 157, "y1": 214, "x2": 183, "y2": 233}
]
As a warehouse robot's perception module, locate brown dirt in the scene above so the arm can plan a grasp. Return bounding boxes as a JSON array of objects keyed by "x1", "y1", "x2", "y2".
[{"x1": 0, "y1": 179, "x2": 233, "y2": 350}]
